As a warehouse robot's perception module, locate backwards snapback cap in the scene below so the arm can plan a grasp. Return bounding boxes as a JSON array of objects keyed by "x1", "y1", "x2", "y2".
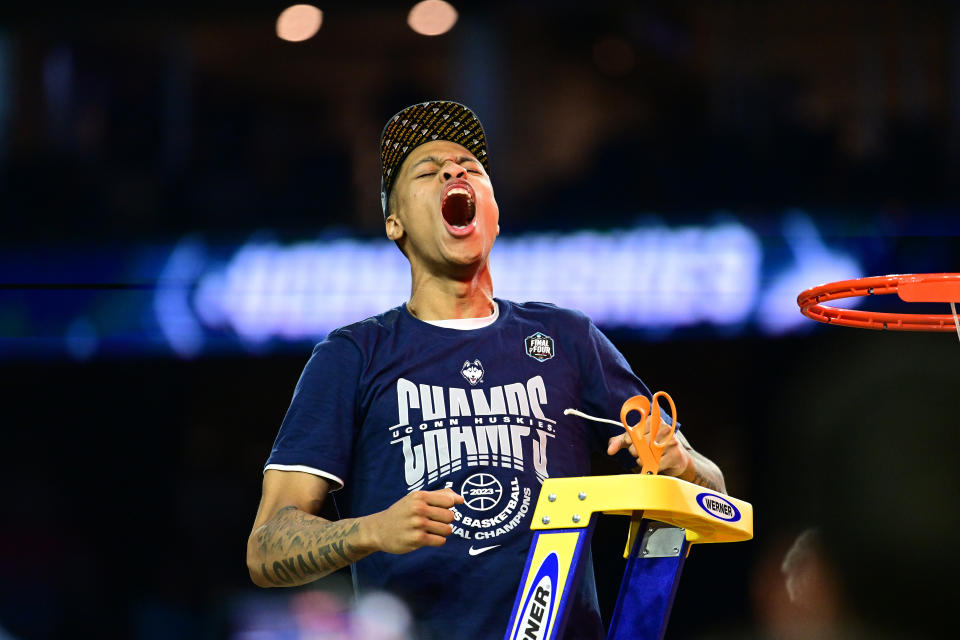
[{"x1": 379, "y1": 100, "x2": 489, "y2": 217}]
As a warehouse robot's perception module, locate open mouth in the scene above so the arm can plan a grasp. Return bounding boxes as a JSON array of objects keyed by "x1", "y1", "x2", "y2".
[{"x1": 441, "y1": 181, "x2": 477, "y2": 236}]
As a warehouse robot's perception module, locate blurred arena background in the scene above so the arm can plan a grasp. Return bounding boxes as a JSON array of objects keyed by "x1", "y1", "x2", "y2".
[{"x1": 1, "y1": 1, "x2": 958, "y2": 638}]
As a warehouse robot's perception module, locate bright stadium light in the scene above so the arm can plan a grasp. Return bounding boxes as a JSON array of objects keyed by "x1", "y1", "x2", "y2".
[
  {"x1": 407, "y1": 0, "x2": 458, "y2": 36},
  {"x1": 276, "y1": 4, "x2": 323, "y2": 42}
]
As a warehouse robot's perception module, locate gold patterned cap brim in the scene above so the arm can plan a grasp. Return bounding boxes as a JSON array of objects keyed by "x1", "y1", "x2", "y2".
[{"x1": 380, "y1": 100, "x2": 489, "y2": 216}]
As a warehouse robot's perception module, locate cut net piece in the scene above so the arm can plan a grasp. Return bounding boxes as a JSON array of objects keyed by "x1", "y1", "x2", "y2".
[{"x1": 952, "y1": 302, "x2": 960, "y2": 342}]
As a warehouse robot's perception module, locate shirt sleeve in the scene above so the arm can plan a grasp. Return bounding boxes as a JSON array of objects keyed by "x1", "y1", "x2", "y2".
[
  {"x1": 578, "y1": 319, "x2": 678, "y2": 463},
  {"x1": 263, "y1": 332, "x2": 362, "y2": 490}
]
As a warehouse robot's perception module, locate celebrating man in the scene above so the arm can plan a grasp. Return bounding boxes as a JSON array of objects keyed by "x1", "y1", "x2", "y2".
[{"x1": 246, "y1": 101, "x2": 725, "y2": 639}]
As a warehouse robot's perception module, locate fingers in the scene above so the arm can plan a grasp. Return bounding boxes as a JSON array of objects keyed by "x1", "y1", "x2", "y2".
[
  {"x1": 409, "y1": 490, "x2": 464, "y2": 547},
  {"x1": 608, "y1": 419, "x2": 676, "y2": 458},
  {"x1": 418, "y1": 532, "x2": 451, "y2": 547},
  {"x1": 422, "y1": 487, "x2": 465, "y2": 507},
  {"x1": 375, "y1": 490, "x2": 464, "y2": 553},
  {"x1": 409, "y1": 490, "x2": 461, "y2": 528},
  {"x1": 603, "y1": 416, "x2": 686, "y2": 475},
  {"x1": 607, "y1": 432, "x2": 625, "y2": 455},
  {"x1": 414, "y1": 502, "x2": 457, "y2": 525},
  {"x1": 606, "y1": 434, "x2": 622, "y2": 455},
  {"x1": 657, "y1": 442, "x2": 692, "y2": 477},
  {"x1": 607, "y1": 432, "x2": 638, "y2": 457},
  {"x1": 648, "y1": 419, "x2": 675, "y2": 447},
  {"x1": 403, "y1": 517, "x2": 452, "y2": 548},
  {"x1": 422, "y1": 517, "x2": 455, "y2": 537}
]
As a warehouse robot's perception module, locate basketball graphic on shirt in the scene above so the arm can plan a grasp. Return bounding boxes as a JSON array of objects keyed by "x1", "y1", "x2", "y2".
[{"x1": 461, "y1": 473, "x2": 503, "y2": 511}]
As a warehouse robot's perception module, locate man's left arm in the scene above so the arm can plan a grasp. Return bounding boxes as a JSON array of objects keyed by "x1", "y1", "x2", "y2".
[
  {"x1": 606, "y1": 421, "x2": 727, "y2": 494},
  {"x1": 578, "y1": 315, "x2": 726, "y2": 493}
]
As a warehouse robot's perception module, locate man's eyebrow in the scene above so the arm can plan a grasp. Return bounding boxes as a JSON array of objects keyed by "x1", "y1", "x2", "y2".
[{"x1": 409, "y1": 155, "x2": 481, "y2": 170}]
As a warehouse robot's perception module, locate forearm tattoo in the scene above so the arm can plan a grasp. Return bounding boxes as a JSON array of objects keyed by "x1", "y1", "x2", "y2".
[
  {"x1": 686, "y1": 450, "x2": 726, "y2": 493},
  {"x1": 254, "y1": 506, "x2": 364, "y2": 586}
]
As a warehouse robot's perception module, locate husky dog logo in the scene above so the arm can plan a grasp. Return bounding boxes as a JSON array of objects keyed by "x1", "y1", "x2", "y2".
[{"x1": 461, "y1": 359, "x2": 484, "y2": 386}]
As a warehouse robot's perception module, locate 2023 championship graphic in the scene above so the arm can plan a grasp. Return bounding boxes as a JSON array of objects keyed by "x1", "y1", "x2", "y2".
[{"x1": 388, "y1": 371, "x2": 557, "y2": 545}]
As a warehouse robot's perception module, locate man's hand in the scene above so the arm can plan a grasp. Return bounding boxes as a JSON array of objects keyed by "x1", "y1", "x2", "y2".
[
  {"x1": 248, "y1": 474, "x2": 468, "y2": 588},
  {"x1": 606, "y1": 415, "x2": 692, "y2": 477},
  {"x1": 366, "y1": 488, "x2": 465, "y2": 554},
  {"x1": 606, "y1": 417, "x2": 727, "y2": 493}
]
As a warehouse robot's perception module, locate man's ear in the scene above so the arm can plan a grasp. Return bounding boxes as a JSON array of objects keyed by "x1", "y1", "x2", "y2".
[{"x1": 385, "y1": 214, "x2": 404, "y2": 241}]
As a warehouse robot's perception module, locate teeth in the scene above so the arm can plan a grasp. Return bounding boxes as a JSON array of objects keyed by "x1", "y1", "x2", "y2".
[
  {"x1": 446, "y1": 187, "x2": 472, "y2": 198},
  {"x1": 450, "y1": 219, "x2": 476, "y2": 230}
]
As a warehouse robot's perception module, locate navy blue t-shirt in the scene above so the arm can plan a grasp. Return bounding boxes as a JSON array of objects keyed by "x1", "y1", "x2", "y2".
[{"x1": 265, "y1": 299, "x2": 655, "y2": 640}]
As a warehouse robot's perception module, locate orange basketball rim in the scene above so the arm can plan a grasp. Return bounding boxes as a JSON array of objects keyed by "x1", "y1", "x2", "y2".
[{"x1": 797, "y1": 273, "x2": 960, "y2": 332}]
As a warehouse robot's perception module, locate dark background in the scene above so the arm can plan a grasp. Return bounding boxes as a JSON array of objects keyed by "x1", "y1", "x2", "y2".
[{"x1": 1, "y1": 1, "x2": 959, "y2": 638}]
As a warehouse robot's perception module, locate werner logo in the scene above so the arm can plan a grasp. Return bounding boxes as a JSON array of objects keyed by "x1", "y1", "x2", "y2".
[
  {"x1": 511, "y1": 552, "x2": 558, "y2": 640},
  {"x1": 696, "y1": 492, "x2": 741, "y2": 522}
]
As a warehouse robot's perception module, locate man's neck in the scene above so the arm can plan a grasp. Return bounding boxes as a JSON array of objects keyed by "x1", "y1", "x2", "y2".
[{"x1": 406, "y1": 265, "x2": 495, "y2": 321}]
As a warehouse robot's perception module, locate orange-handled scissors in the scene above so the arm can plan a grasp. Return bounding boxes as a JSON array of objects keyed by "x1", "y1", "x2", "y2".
[{"x1": 618, "y1": 391, "x2": 677, "y2": 475}]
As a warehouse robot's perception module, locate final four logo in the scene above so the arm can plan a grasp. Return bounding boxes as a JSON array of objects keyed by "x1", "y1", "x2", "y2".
[{"x1": 525, "y1": 332, "x2": 555, "y2": 362}]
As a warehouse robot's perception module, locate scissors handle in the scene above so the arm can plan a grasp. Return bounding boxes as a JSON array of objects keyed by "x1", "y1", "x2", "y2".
[{"x1": 619, "y1": 391, "x2": 677, "y2": 475}]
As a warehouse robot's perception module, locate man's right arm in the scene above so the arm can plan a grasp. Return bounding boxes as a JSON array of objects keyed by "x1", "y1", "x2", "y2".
[{"x1": 246, "y1": 469, "x2": 464, "y2": 588}]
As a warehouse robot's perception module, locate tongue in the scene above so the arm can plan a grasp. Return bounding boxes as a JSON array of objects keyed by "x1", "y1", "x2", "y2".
[{"x1": 442, "y1": 193, "x2": 476, "y2": 227}]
